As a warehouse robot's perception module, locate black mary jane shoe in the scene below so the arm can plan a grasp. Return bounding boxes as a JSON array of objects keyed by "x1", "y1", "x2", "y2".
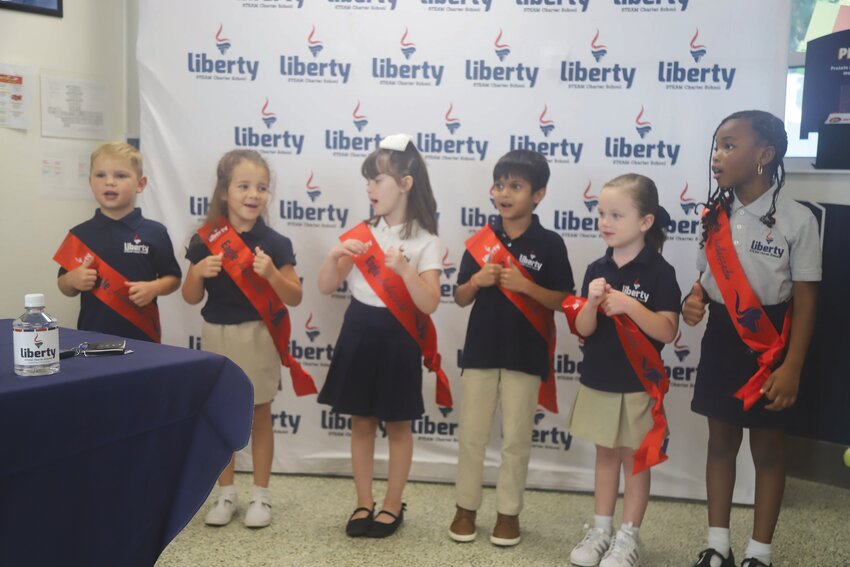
[
  {"x1": 366, "y1": 503, "x2": 406, "y2": 538},
  {"x1": 345, "y1": 503, "x2": 375, "y2": 537}
]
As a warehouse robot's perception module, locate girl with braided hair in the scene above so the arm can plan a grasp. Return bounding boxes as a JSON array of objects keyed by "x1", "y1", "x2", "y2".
[{"x1": 683, "y1": 111, "x2": 821, "y2": 567}]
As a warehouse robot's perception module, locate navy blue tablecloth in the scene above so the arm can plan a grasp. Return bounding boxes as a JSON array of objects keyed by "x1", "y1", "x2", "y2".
[{"x1": 0, "y1": 321, "x2": 253, "y2": 567}]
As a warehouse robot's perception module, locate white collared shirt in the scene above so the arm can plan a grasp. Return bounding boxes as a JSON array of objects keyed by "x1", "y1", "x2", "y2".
[
  {"x1": 697, "y1": 186, "x2": 822, "y2": 305},
  {"x1": 348, "y1": 217, "x2": 442, "y2": 308}
]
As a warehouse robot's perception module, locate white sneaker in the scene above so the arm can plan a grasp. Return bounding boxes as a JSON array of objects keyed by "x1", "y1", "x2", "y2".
[
  {"x1": 599, "y1": 526, "x2": 640, "y2": 567},
  {"x1": 204, "y1": 490, "x2": 238, "y2": 526},
  {"x1": 570, "y1": 525, "x2": 612, "y2": 566},
  {"x1": 243, "y1": 488, "x2": 272, "y2": 528}
]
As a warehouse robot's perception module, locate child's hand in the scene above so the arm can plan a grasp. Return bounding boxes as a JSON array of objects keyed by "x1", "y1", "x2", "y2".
[
  {"x1": 587, "y1": 277, "x2": 608, "y2": 306},
  {"x1": 498, "y1": 259, "x2": 528, "y2": 294},
  {"x1": 67, "y1": 256, "x2": 98, "y2": 292},
  {"x1": 385, "y1": 246, "x2": 412, "y2": 277},
  {"x1": 682, "y1": 281, "x2": 707, "y2": 326},
  {"x1": 253, "y1": 246, "x2": 276, "y2": 280},
  {"x1": 600, "y1": 288, "x2": 636, "y2": 317},
  {"x1": 762, "y1": 363, "x2": 800, "y2": 411},
  {"x1": 197, "y1": 253, "x2": 223, "y2": 278},
  {"x1": 332, "y1": 239, "x2": 367, "y2": 259},
  {"x1": 125, "y1": 280, "x2": 159, "y2": 307},
  {"x1": 473, "y1": 263, "x2": 502, "y2": 288}
]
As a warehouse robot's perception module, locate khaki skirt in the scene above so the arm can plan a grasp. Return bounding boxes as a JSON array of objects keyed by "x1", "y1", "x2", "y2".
[
  {"x1": 568, "y1": 384, "x2": 658, "y2": 450},
  {"x1": 202, "y1": 321, "x2": 280, "y2": 405}
]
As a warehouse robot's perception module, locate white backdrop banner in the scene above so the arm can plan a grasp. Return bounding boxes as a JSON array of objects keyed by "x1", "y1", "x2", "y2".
[{"x1": 138, "y1": 0, "x2": 790, "y2": 503}]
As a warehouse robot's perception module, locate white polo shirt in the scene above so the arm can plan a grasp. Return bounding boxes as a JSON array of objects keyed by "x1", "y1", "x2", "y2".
[
  {"x1": 348, "y1": 217, "x2": 442, "y2": 308},
  {"x1": 697, "y1": 186, "x2": 822, "y2": 305}
]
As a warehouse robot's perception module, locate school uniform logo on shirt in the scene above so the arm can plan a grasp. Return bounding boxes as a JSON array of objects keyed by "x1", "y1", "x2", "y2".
[
  {"x1": 749, "y1": 230, "x2": 785, "y2": 259},
  {"x1": 518, "y1": 252, "x2": 543, "y2": 272},
  {"x1": 123, "y1": 235, "x2": 150, "y2": 255},
  {"x1": 621, "y1": 280, "x2": 649, "y2": 303}
]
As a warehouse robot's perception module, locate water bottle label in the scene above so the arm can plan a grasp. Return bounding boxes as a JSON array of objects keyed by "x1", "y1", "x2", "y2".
[{"x1": 13, "y1": 328, "x2": 59, "y2": 366}]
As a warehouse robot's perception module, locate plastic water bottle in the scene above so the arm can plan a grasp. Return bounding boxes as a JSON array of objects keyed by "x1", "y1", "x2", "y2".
[{"x1": 12, "y1": 293, "x2": 60, "y2": 376}]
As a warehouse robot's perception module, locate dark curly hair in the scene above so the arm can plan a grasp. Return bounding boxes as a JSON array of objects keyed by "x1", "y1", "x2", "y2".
[{"x1": 700, "y1": 110, "x2": 787, "y2": 247}]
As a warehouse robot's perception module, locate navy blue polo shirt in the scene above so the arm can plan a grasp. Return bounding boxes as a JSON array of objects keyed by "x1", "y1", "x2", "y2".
[
  {"x1": 186, "y1": 217, "x2": 296, "y2": 324},
  {"x1": 579, "y1": 245, "x2": 681, "y2": 393},
  {"x1": 58, "y1": 208, "x2": 182, "y2": 342},
  {"x1": 458, "y1": 215, "x2": 574, "y2": 380}
]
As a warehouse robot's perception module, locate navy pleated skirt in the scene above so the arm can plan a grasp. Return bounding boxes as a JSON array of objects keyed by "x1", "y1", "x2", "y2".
[
  {"x1": 691, "y1": 300, "x2": 791, "y2": 429},
  {"x1": 318, "y1": 298, "x2": 424, "y2": 421}
]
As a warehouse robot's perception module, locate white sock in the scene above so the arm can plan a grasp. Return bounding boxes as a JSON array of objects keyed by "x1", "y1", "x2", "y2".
[
  {"x1": 251, "y1": 484, "x2": 270, "y2": 497},
  {"x1": 620, "y1": 521, "x2": 639, "y2": 540},
  {"x1": 219, "y1": 484, "x2": 237, "y2": 496},
  {"x1": 594, "y1": 514, "x2": 613, "y2": 534},
  {"x1": 745, "y1": 538, "x2": 772, "y2": 565},
  {"x1": 707, "y1": 527, "x2": 731, "y2": 567}
]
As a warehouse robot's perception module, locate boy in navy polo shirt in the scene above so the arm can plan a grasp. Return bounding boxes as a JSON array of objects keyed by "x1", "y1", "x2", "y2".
[
  {"x1": 449, "y1": 150, "x2": 574, "y2": 547},
  {"x1": 56, "y1": 142, "x2": 181, "y2": 341}
]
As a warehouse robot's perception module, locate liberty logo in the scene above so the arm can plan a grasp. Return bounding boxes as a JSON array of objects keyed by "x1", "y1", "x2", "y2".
[
  {"x1": 591, "y1": 29, "x2": 607, "y2": 62},
  {"x1": 305, "y1": 313, "x2": 320, "y2": 342},
  {"x1": 539, "y1": 105, "x2": 555, "y2": 137},
  {"x1": 352, "y1": 101, "x2": 368, "y2": 132},
  {"x1": 34, "y1": 334, "x2": 43, "y2": 348},
  {"x1": 133, "y1": 234, "x2": 141, "y2": 245},
  {"x1": 307, "y1": 25, "x2": 323, "y2": 57},
  {"x1": 658, "y1": 27, "x2": 737, "y2": 90},
  {"x1": 442, "y1": 249, "x2": 456, "y2": 279},
  {"x1": 306, "y1": 172, "x2": 321, "y2": 202},
  {"x1": 215, "y1": 24, "x2": 231, "y2": 55},
  {"x1": 439, "y1": 407, "x2": 453, "y2": 418},
  {"x1": 689, "y1": 28, "x2": 706, "y2": 62},
  {"x1": 494, "y1": 29, "x2": 511, "y2": 61},
  {"x1": 583, "y1": 181, "x2": 598, "y2": 212},
  {"x1": 261, "y1": 98, "x2": 277, "y2": 129},
  {"x1": 766, "y1": 230, "x2": 773, "y2": 244},
  {"x1": 633, "y1": 278, "x2": 641, "y2": 289},
  {"x1": 635, "y1": 106, "x2": 652, "y2": 138},
  {"x1": 673, "y1": 331, "x2": 690, "y2": 362},
  {"x1": 735, "y1": 291, "x2": 761, "y2": 333},
  {"x1": 445, "y1": 103, "x2": 461, "y2": 134},
  {"x1": 400, "y1": 28, "x2": 416, "y2": 59},
  {"x1": 680, "y1": 182, "x2": 698, "y2": 214}
]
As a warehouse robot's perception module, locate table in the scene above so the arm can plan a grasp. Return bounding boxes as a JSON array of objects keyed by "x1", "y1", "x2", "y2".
[{"x1": 0, "y1": 321, "x2": 253, "y2": 567}]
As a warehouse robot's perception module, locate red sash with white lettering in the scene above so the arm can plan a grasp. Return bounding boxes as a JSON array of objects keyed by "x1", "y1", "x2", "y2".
[
  {"x1": 465, "y1": 225, "x2": 559, "y2": 413},
  {"x1": 53, "y1": 232, "x2": 161, "y2": 342},
  {"x1": 198, "y1": 218, "x2": 317, "y2": 397},
  {"x1": 704, "y1": 207, "x2": 793, "y2": 410},
  {"x1": 341, "y1": 222, "x2": 453, "y2": 409},
  {"x1": 562, "y1": 295, "x2": 669, "y2": 473}
]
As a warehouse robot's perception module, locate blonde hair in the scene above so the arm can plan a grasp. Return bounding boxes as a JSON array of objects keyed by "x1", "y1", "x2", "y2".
[
  {"x1": 90, "y1": 142, "x2": 144, "y2": 178},
  {"x1": 204, "y1": 149, "x2": 271, "y2": 225}
]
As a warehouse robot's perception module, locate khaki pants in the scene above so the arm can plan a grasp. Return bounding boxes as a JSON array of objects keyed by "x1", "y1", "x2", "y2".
[{"x1": 454, "y1": 368, "x2": 540, "y2": 516}]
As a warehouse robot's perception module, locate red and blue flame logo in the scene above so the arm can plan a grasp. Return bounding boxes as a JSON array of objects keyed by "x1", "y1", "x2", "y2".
[
  {"x1": 494, "y1": 29, "x2": 511, "y2": 61},
  {"x1": 307, "y1": 25, "x2": 323, "y2": 58},
  {"x1": 591, "y1": 30, "x2": 608, "y2": 62},
  {"x1": 539, "y1": 105, "x2": 555, "y2": 137},
  {"x1": 689, "y1": 28, "x2": 707, "y2": 63},
  {"x1": 445, "y1": 103, "x2": 461, "y2": 135},
  {"x1": 306, "y1": 172, "x2": 321, "y2": 203},
  {"x1": 400, "y1": 27, "x2": 416, "y2": 60},
  {"x1": 635, "y1": 105, "x2": 652, "y2": 139},
  {"x1": 215, "y1": 24, "x2": 231, "y2": 55}
]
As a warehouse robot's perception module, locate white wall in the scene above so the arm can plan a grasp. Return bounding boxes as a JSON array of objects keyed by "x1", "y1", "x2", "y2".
[{"x1": 0, "y1": 1, "x2": 128, "y2": 325}]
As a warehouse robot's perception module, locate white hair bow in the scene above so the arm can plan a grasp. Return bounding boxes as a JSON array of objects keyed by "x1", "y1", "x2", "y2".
[{"x1": 379, "y1": 133, "x2": 414, "y2": 152}]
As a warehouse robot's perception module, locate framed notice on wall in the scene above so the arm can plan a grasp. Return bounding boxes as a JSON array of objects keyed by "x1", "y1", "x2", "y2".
[{"x1": 0, "y1": 0, "x2": 62, "y2": 18}]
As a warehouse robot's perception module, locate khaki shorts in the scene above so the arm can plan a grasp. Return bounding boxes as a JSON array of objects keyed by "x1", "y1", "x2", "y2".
[
  {"x1": 202, "y1": 321, "x2": 280, "y2": 405},
  {"x1": 568, "y1": 384, "x2": 660, "y2": 450}
]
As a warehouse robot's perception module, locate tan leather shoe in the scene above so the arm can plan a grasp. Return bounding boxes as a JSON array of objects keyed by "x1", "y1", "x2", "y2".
[
  {"x1": 490, "y1": 512, "x2": 521, "y2": 546},
  {"x1": 448, "y1": 505, "x2": 477, "y2": 542}
]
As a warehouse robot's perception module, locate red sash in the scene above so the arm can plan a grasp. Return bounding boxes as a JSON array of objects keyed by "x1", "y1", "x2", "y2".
[
  {"x1": 198, "y1": 218, "x2": 317, "y2": 397},
  {"x1": 465, "y1": 225, "x2": 559, "y2": 413},
  {"x1": 53, "y1": 232, "x2": 161, "y2": 342},
  {"x1": 562, "y1": 295, "x2": 669, "y2": 474},
  {"x1": 341, "y1": 222, "x2": 453, "y2": 408},
  {"x1": 704, "y1": 207, "x2": 792, "y2": 410}
]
